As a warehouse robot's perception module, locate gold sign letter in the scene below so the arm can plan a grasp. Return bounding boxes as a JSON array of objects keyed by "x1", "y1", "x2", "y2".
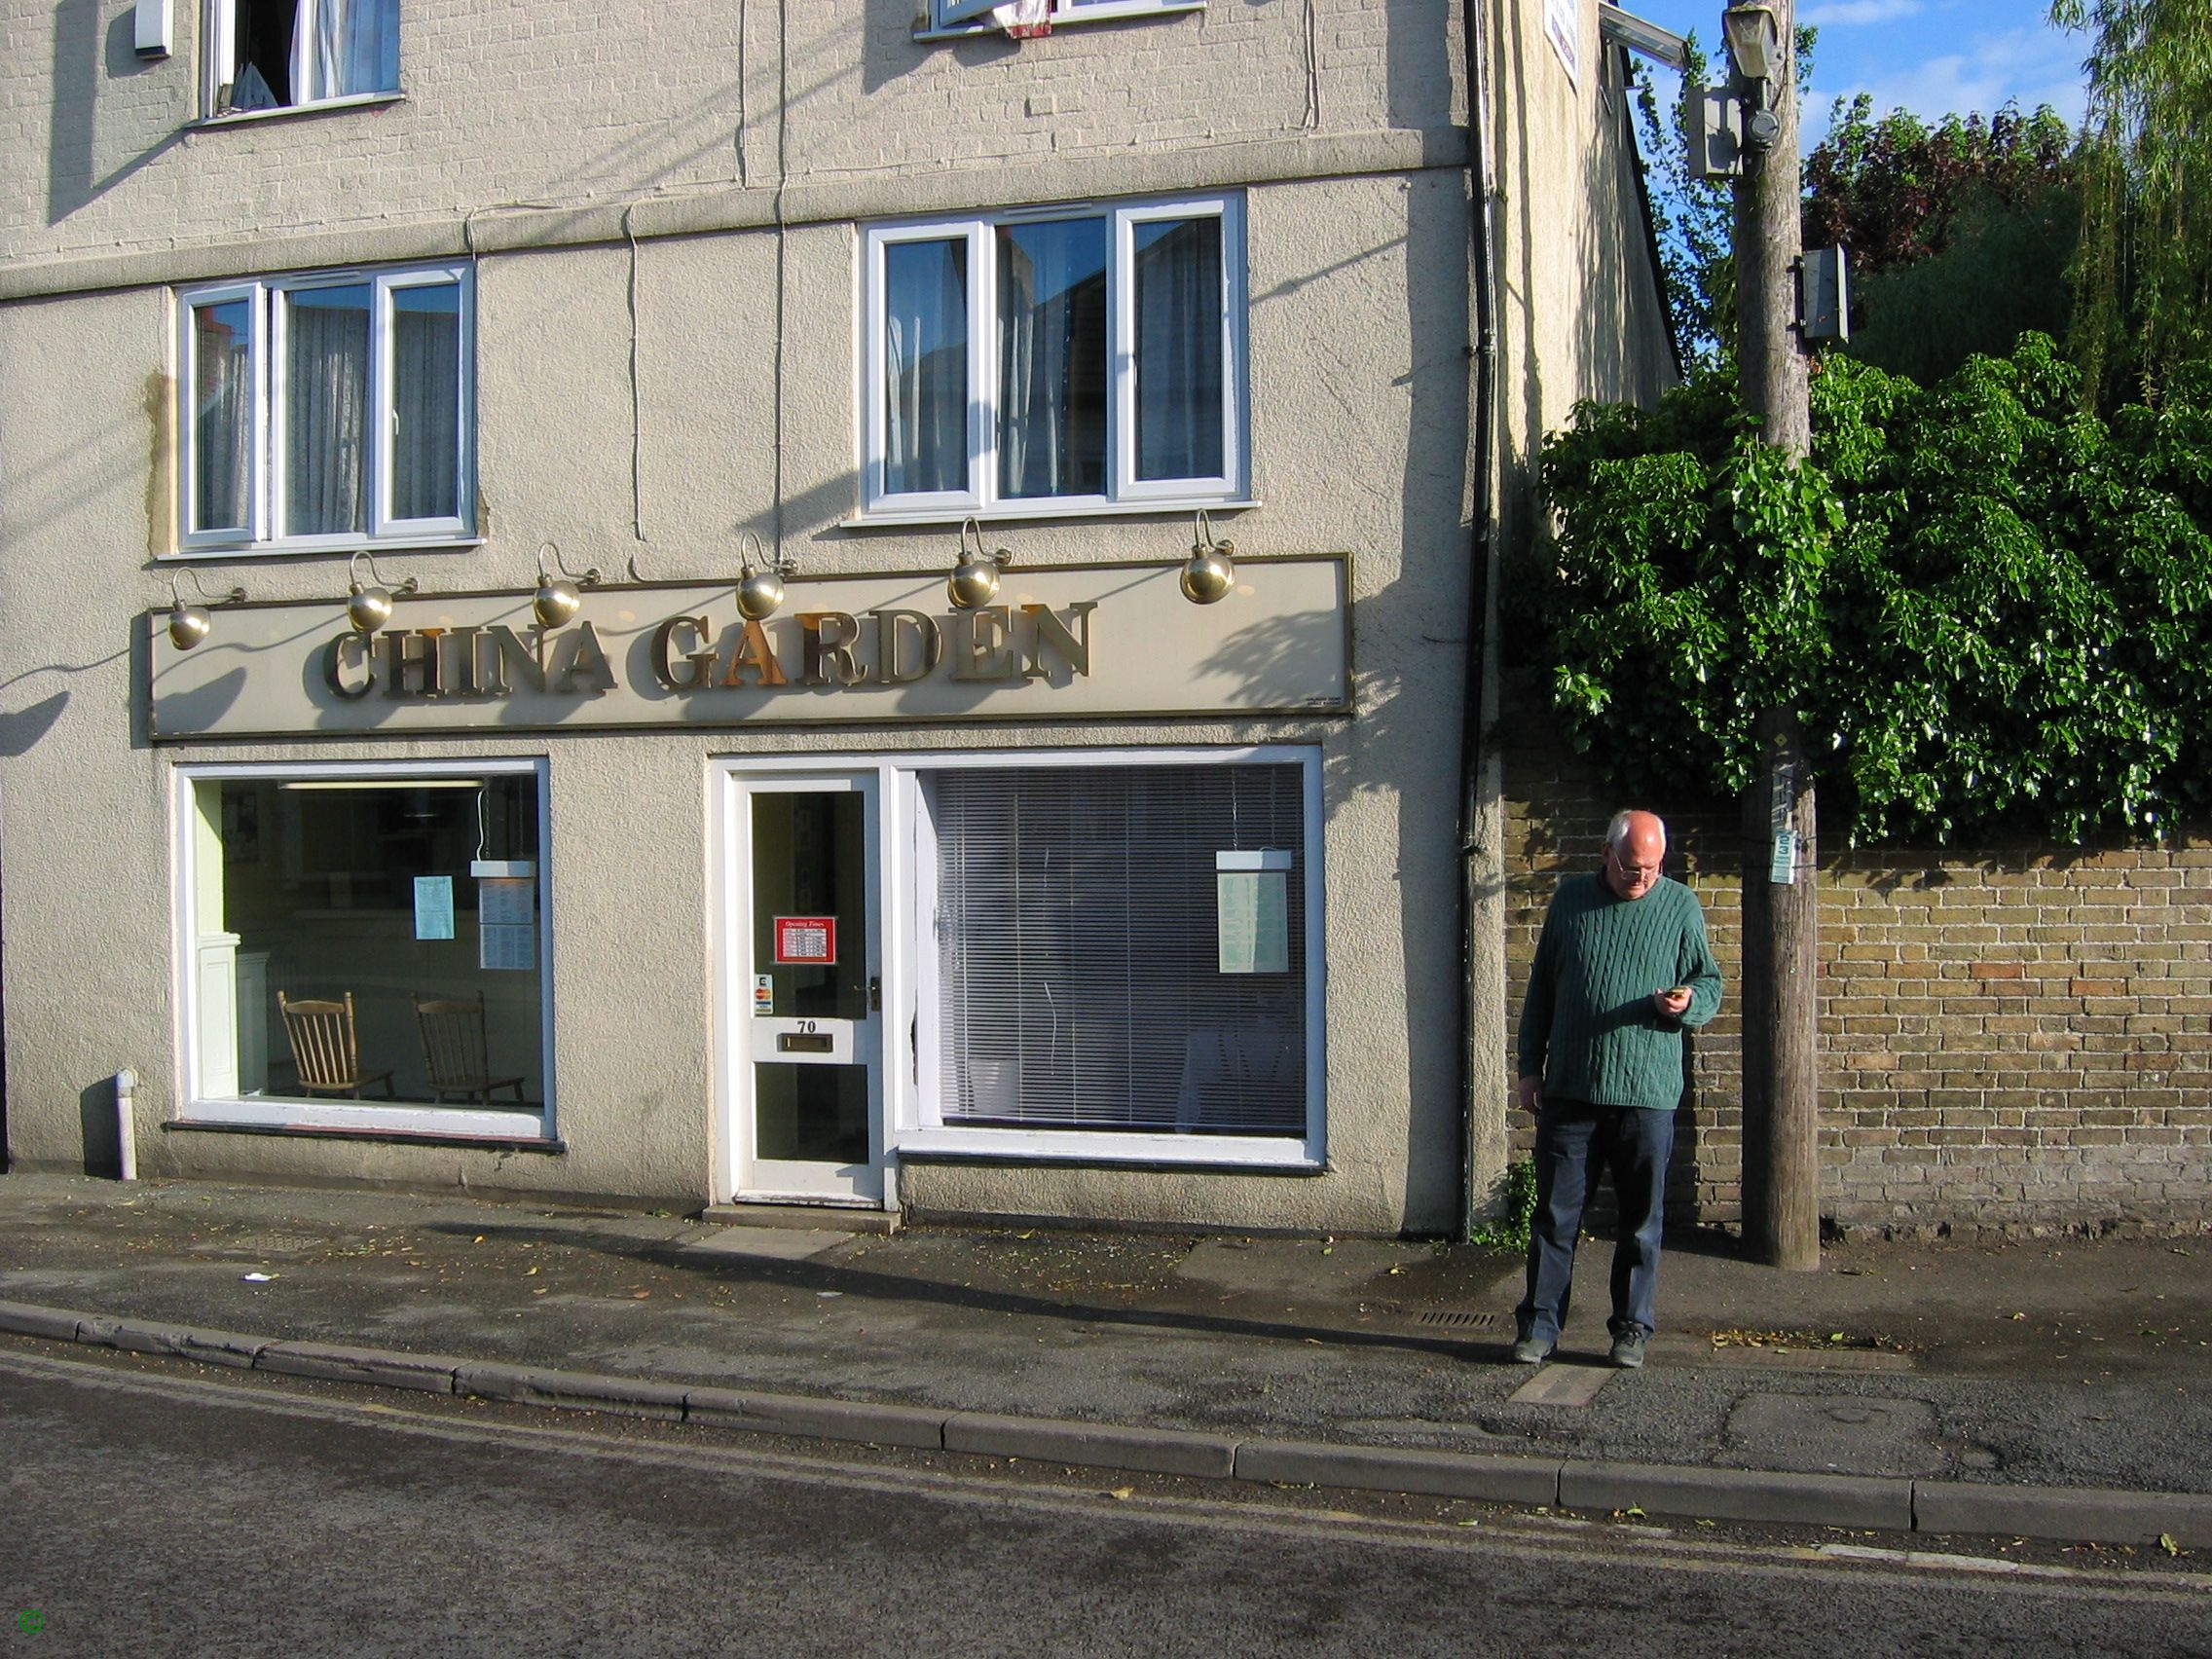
[
  {"x1": 720, "y1": 619, "x2": 788, "y2": 687},
  {"x1": 382, "y1": 629, "x2": 443, "y2": 700},
  {"x1": 797, "y1": 611, "x2": 867, "y2": 686},
  {"x1": 477, "y1": 626, "x2": 548, "y2": 696},
  {"x1": 1022, "y1": 602, "x2": 1095, "y2": 681},
  {"x1": 651, "y1": 615, "x2": 716, "y2": 691},
  {"x1": 870, "y1": 609, "x2": 942, "y2": 685},
  {"x1": 552, "y1": 621, "x2": 617, "y2": 694},
  {"x1": 949, "y1": 607, "x2": 1019, "y2": 682},
  {"x1": 323, "y1": 634, "x2": 374, "y2": 701}
]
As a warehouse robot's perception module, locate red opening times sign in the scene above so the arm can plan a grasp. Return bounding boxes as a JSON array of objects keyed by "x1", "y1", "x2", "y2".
[{"x1": 773, "y1": 915, "x2": 837, "y2": 966}]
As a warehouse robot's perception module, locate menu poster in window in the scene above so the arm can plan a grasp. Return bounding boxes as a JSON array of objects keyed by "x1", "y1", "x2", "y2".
[
  {"x1": 1215, "y1": 849, "x2": 1292, "y2": 975},
  {"x1": 413, "y1": 875, "x2": 456, "y2": 941},
  {"x1": 774, "y1": 916, "x2": 836, "y2": 966},
  {"x1": 478, "y1": 875, "x2": 536, "y2": 972}
]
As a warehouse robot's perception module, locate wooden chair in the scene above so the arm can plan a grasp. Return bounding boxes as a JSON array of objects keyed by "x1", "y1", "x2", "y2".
[
  {"x1": 412, "y1": 991, "x2": 528, "y2": 1105},
  {"x1": 276, "y1": 991, "x2": 394, "y2": 1099}
]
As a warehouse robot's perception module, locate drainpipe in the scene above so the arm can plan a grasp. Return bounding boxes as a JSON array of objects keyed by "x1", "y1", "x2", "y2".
[
  {"x1": 114, "y1": 1068, "x2": 137, "y2": 1182},
  {"x1": 1456, "y1": 0, "x2": 1505, "y2": 1238}
]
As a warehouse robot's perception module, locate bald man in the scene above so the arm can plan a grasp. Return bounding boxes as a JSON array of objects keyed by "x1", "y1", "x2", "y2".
[{"x1": 1510, "y1": 809, "x2": 1722, "y2": 1369}]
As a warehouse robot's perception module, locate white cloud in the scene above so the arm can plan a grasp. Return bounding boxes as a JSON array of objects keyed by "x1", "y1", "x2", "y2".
[
  {"x1": 1802, "y1": 0, "x2": 1922, "y2": 26},
  {"x1": 1809, "y1": 24, "x2": 2087, "y2": 129}
]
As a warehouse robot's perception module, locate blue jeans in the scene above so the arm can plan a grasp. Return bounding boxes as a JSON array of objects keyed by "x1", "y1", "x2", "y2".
[{"x1": 1515, "y1": 1097, "x2": 1677, "y2": 1346}]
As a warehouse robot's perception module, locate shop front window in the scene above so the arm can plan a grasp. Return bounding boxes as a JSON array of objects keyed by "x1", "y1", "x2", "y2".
[
  {"x1": 183, "y1": 766, "x2": 546, "y2": 1129},
  {"x1": 924, "y1": 758, "x2": 1310, "y2": 1141}
]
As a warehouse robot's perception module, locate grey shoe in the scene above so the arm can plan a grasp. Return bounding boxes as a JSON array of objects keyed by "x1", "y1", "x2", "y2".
[
  {"x1": 1607, "y1": 1328, "x2": 1648, "y2": 1369},
  {"x1": 1509, "y1": 1335, "x2": 1554, "y2": 1365}
]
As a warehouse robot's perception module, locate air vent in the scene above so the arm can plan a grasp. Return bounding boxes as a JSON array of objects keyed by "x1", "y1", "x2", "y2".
[{"x1": 1414, "y1": 1309, "x2": 1501, "y2": 1330}]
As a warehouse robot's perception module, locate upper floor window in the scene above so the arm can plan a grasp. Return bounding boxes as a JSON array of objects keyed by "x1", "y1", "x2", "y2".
[
  {"x1": 180, "y1": 264, "x2": 473, "y2": 554},
  {"x1": 210, "y1": 0, "x2": 399, "y2": 114},
  {"x1": 924, "y1": 0, "x2": 1201, "y2": 38},
  {"x1": 861, "y1": 194, "x2": 1247, "y2": 521}
]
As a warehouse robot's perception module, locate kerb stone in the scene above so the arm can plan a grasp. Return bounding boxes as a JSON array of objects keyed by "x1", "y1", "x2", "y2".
[
  {"x1": 1560, "y1": 1460, "x2": 1912, "y2": 1530},
  {"x1": 943, "y1": 1412, "x2": 1235, "y2": 1478},
  {"x1": 1913, "y1": 1481, "x2": 2212, "y2": 1548},
  {"x1": 684, "y1": 1386, "x2": 945, "y2": 1450},
  {"x1": 1235, "y1": 1440, "x2": 1560, "y2": 1506},
  {"x1": 456, "y1": 1361, "x2": 687, "y2": 1421},
  {"x1": 256, "y1": 1341, "x2": 462, "y2": 1392}
]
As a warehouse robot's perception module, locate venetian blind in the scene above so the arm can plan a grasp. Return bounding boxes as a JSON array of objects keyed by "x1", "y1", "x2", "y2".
[{"x1": 932, "y1": 762, "x2": 1307, "y2": 1134}]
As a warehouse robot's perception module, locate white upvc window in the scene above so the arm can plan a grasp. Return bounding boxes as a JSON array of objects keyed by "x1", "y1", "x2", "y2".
[
  {"x1": 178, "y1": 264, "x2": 474, "y2": 555},
  {"x1": 860, "y1": 194, "x2": 1248, "y2": 522},
  {"x1": 926, "y1": 0, "x2": 1201, "y2": 37},
  {"x1": 207, "y1": 0, "x2": 400, "y2": 115}
]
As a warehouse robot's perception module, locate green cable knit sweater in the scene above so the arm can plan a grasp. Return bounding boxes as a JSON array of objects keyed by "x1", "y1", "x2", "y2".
[{"x1": 1516, "y1": 872, "x2": 1723, "y2": 1111}]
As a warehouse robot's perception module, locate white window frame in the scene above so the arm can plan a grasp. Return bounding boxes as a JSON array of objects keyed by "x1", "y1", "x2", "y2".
[
  {"x1": 204, "y1": 0, "x2": 400, "y2": 116},
  {"x1": 858, "y1": 194, "x2": 1249, "y2": 524},
  {"x1": 171, "y1": 757, "x2": 554, "y2": 1141},
  {"x1": 925, "y1": 0, "x2": 1202, "y2": 37},
  {"x1": 176, "y1": 263, "x2": 476, "y2": 557},
  {"x1": 714, "y1": 748, "x2": 1321, "y2": 1170}
]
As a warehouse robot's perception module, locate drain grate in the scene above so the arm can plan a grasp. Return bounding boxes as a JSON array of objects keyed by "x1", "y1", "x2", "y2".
[{"x1": 1413, "y1": 1309, "x2": 1501, "y2": 1330}]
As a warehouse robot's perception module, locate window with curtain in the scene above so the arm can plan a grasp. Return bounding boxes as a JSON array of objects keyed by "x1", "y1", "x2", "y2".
[
  {"x1": 179, "y1": 265, "x2": 473, "y2": 552},
  {"x1": 865, "y1": 194, "x2": 1245, "y2": 516},
  {"x1": 929, "y1": 760, "x2": 1309, "y2": 1137},
  {"x1": 216, "y1": 0, "x2": 398, "y2": 112}
]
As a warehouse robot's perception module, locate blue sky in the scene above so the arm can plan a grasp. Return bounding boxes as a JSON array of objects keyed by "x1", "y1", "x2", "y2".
[{"x1": 1618, "y1": 0, "x2": 2093, "y2": 137}]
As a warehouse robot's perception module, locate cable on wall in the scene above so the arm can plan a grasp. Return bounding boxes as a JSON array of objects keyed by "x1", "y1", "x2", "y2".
[
  {"x1": 624, "y1": 204, "x2": 645, "y2": 542},
  {"x1": 1303, "y1": 0, "x2": 1321, "y2": 129},
  {"x1": 771, "y1": 0, "x2": 791, "y2": 562},
  {"x1": 736, "y1": 0, "x2": 751, "y2": 186}
]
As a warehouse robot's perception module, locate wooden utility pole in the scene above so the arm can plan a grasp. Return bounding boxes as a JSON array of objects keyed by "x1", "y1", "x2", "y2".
[{"x1": 1730, "y1": 1, "x2": 1822, "y2": 1269}]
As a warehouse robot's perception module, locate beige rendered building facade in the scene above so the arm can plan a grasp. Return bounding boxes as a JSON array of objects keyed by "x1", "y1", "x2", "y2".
[{"x1": 0, "y1": 0, "x2": 1674, "y2": 1233}]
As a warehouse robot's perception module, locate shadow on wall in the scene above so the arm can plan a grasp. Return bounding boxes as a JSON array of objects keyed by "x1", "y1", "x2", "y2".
[
  {"x1": 76, "y1": 1074, "x2": 122, "y2": 1179},
  {"x1": 0, "y1": 690, "x2": 70, "y2": 758},
  {"x1": 863, "y1": 0, "x2": 1021, "y2": 96},
  {"x1": 48, "y1": 0, "x2": 184, "y2": 225},
  {"x1": 1569, "y1": 49, "x2": 1676, "y2": 404}
]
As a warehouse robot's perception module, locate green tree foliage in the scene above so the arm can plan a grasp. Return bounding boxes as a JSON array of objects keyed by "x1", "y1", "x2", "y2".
[
  {"x1": 2052, "y1": 0, "x2": 2212, "y2": 407},
  {"x1": 1802, "y1": 100, "x2": 2081, "y2": 384},
  {"x1": 1532, "y1": 337, "x2": 2212, "y2": 847}
]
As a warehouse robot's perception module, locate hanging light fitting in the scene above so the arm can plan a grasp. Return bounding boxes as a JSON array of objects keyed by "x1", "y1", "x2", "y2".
[
  {"x1": 1181, "y1": 510, "x2": 1235, "y2": 605},
  {"x1": 165, "y1": 570, "x2": 247, "y2": 650},
  {"x1": 532, "y1": 540, "x2": 602, "y2": 628},
  {"x1": 948, "y1": 518, "x2": 1011, "y2": 609},
  {"x1": 735, "y1": 531, "x2": 797, "y2": 621},
  {"x1": 347, "y1": 549, "x2": 419, "y2": 636}
]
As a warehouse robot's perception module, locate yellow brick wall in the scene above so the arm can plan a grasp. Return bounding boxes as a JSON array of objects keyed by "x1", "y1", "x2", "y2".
[{"x1": 1501, "y1": 688, "x2": 2212, "y2": 1237}]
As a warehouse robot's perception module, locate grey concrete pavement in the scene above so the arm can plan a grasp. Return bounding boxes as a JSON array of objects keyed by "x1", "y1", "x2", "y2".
[{"x1": 2, "y1": 1172, "x2": 2208, "y2": 1550}]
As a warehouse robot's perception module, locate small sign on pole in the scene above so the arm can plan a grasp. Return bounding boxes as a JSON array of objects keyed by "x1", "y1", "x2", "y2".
[{"x1": 1799, "y1": 245, "x2": 1851, "y2": 342}]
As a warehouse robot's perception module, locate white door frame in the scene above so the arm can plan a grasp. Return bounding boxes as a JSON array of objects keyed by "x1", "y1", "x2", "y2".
[{"x1": 712, "y1": 760, "x2": 893, "y2": 1208}]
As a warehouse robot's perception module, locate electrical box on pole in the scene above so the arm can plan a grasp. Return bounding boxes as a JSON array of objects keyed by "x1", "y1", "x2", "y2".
[
  {"x1": 1688, "y1": 86, "x2": 1745, "y2": 179},
  {"x1": 1798, "y1": 245, "x2": 1850, "y2": 342}
]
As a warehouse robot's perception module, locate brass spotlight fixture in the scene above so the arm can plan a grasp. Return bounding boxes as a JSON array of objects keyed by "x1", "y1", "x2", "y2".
[
  {"x1": 948, "y1": 518, "x2": 1011, "y2": 610},
  {"x1": 165, "y1": 570, "x2": 247, "y2": 650},
  {"x1": 532, "y1": 540, "x2": 602, "y2": 629},
  {"x1": 347, "y1": 549, "x2": 419, "y2": 636},
  {"x1": 735, "y1": 532, "x2": 797, "y2": 622},
  {"x1": 1181, "y1": 511, "x2": 1235, "y2": 605}
]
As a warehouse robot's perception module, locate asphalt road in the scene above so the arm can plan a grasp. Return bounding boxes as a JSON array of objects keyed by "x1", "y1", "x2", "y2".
[{"x1": 6, "y1": 1348, "x2": 2210, "y2": 1657}]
